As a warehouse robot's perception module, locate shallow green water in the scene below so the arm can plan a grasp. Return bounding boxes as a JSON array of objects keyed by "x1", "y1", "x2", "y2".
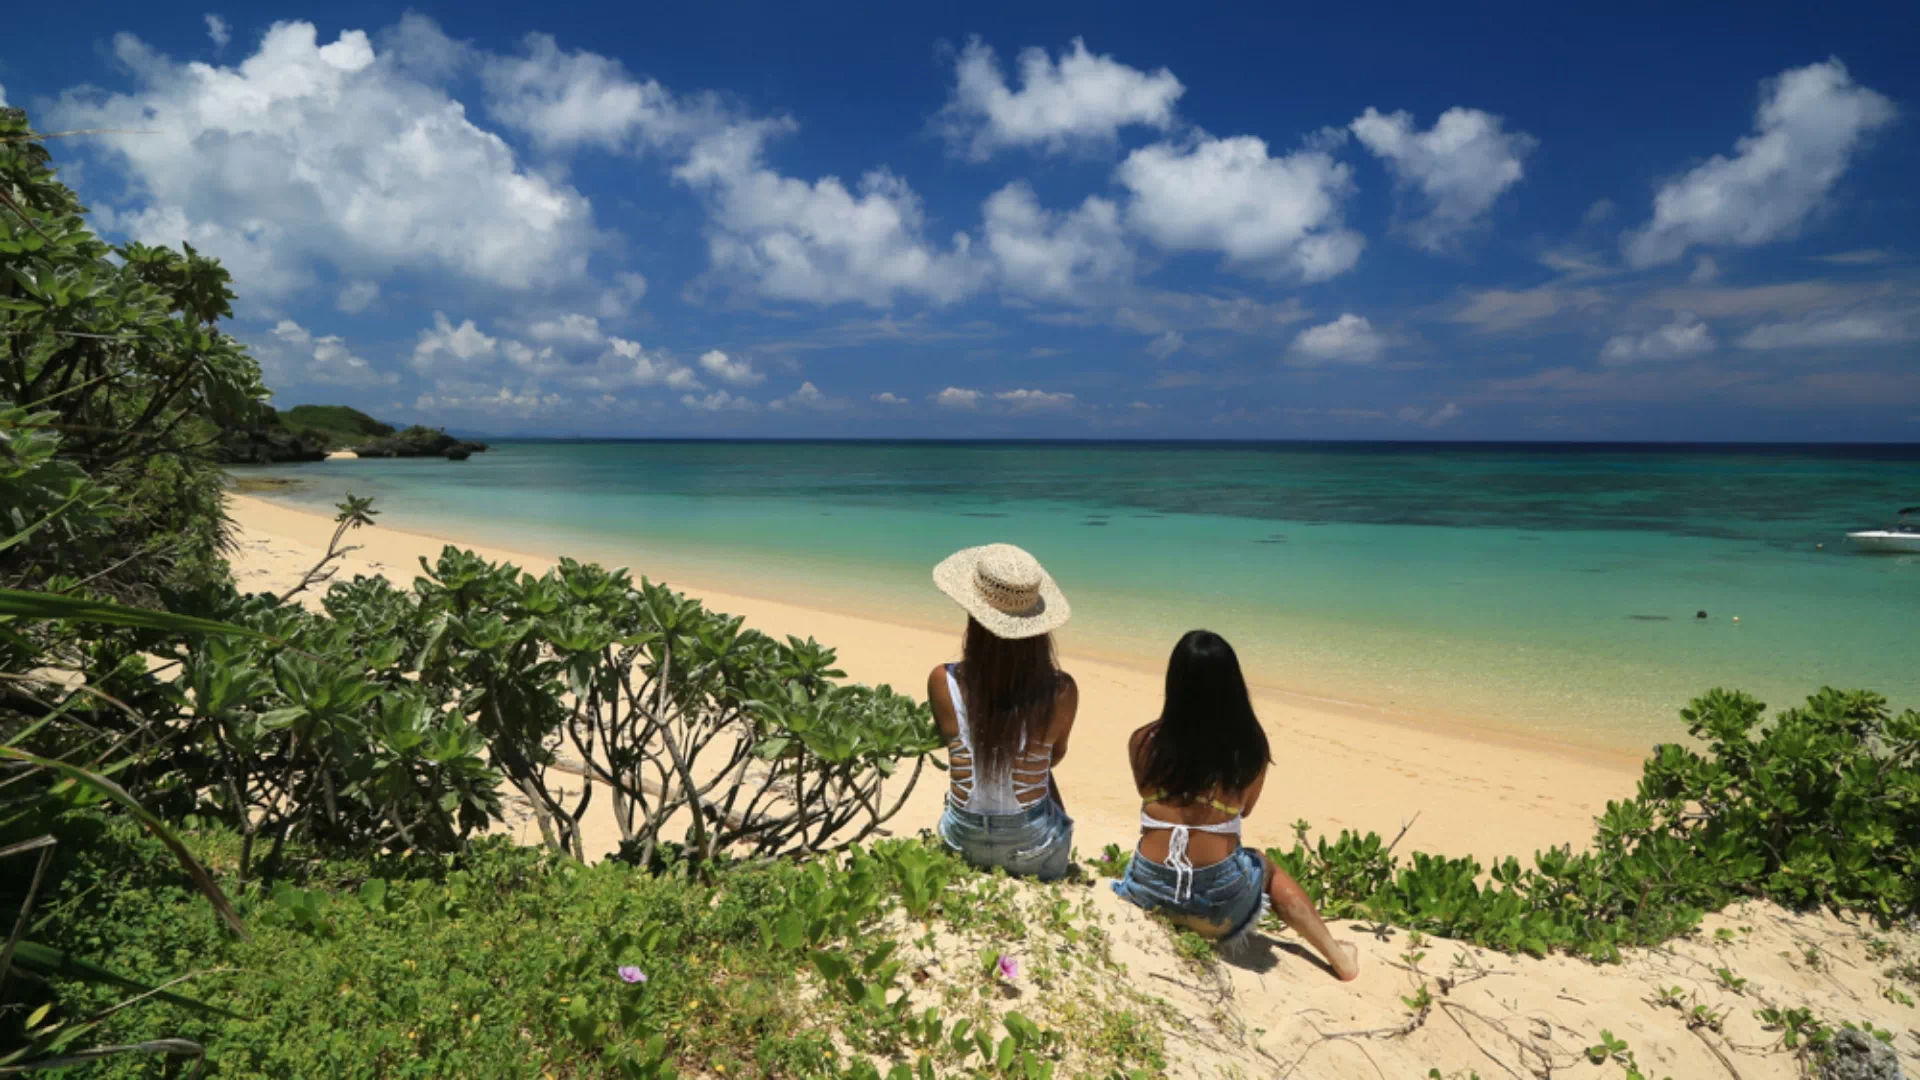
[{"x1": 241, "y1": 441, "x2": 1920, "y2": 751}]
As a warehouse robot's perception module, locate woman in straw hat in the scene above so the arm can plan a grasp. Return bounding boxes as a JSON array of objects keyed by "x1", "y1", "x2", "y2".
[{"x1": 928, "y1": 543, "x2": 1077, "y2": 880}]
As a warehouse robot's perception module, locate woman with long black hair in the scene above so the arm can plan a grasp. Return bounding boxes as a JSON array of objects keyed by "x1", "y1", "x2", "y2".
[
  {"x1": 927, "y1": 543, "x2": 1077, "y2": 880},
  {"x1": 1114, "y1": 630, "x2": 1359, "y2": 979}
]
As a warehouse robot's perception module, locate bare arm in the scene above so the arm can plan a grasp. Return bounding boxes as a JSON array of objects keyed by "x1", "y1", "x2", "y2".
[
  {"x1": 1046, "y1": 672, "x2": 1079, "y2": 764},
  {"x1": 926, "y1": 664, "x2": 958, "y2": 743}
]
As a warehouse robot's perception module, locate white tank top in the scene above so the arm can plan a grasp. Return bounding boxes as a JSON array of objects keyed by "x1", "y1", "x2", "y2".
[{"x1": 945, "y1": 664, "x2": 1053, "y2": 815}]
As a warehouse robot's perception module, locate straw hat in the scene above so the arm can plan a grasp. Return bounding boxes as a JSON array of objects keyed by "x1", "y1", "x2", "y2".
[{"x1": 932, "y1": 543, "x2": 1070, "y2": 639}]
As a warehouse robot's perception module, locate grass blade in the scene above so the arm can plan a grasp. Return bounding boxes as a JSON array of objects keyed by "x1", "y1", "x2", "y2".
[
  {"x1": 8, "y1": 942, "x2": 241, "y2": 1019},
  {"x1": 0, "y1": 588, "x2": 267, "y2": 639},
  {"x1": 0, "y1": 1037, "x2": 205, "y2": 1075},
  {"x1": 0, "y1": 747, "x2": 248, "y2": 940}
]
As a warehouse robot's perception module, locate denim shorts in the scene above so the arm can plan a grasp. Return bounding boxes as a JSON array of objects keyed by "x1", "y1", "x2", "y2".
[
  {"x1": 1113, "y1": 846, "x2": 1270, "y2": 944},
  {"x1": 936, "y1": 798, "x2": 1074, "y2": 881}
]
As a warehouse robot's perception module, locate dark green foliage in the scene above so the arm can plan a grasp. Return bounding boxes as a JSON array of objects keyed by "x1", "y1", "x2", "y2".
[
  {"x1": 1, "y1": 109, "x2": 271, "y2": 601},
  {"x1": 218, "y1": 405, "x2": 397, "y2": 462},
  {"x1": 1269, "y1": 687, "x2": 1918, "y2": 962},
  {"x1": 216, "y1": 411, "x2": 329, "y2": 464},
  {"x1": 277, "y1": 404, "x2": 394, "y2": 446},
  {"x1": 352, "y1": 424, "x2": 487, "y2": 460}
]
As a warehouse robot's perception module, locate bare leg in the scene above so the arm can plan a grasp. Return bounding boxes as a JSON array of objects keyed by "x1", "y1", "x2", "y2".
[{"x1": 1260, "y1": 853, "x2": 1359, "y2": 981}]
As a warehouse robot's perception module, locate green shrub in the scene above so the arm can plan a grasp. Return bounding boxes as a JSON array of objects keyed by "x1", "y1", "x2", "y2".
[
  {"x1": 1271, "y1": 687, "x2": 1918, "y2": 961},
  {"x1": 2, "y1": 108, "x2": 270, "y2": 602}
]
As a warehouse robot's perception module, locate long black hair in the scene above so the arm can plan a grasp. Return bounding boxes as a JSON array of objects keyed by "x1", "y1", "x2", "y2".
[
  {"x1": 1138, "y1": 630, "x2": 1270, "y2": 800},
  {"x1": 957, "y1": 616, "x2": 1058, "y2": 769}
]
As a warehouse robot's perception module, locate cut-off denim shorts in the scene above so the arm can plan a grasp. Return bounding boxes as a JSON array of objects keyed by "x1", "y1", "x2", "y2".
[
  {"x1": 1113, "y1": 846, "x2": 1270, "y2": 945},
  {"x1": 937, "y1": 798, "x2": 1074, "y2": 881}
]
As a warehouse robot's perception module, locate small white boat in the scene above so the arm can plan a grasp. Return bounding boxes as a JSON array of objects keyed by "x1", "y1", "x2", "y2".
[
  {"x1": 1847, "y1": 506, "x2": 1920, "y2": 553},
  {"x1": 1847, "y1": 529, "x2": 1920, "y2": 554}
]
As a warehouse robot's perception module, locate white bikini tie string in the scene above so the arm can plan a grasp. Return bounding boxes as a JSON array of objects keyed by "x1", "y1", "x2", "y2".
[{"x1": 1166, "y1": 824, "x2": 1195, "y2": 903}]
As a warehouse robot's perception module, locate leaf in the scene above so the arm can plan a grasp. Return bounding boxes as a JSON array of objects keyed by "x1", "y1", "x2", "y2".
[
  {"x1": 0, "y1": 747, "x2": 248, "y2": 940},
  {"x1": 773, "y1": 911, "x2": 805, "y2": 950},
  {"x1": 0, "y1": 588, "x2": 269, "y2": 639},
  {"x1": 1, "y1": 1038, "x2": 206, "y2": 1072}
]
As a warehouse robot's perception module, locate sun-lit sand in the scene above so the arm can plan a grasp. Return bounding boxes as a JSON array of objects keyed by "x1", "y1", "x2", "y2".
[
  {"x1": 227, "y1": 491, "x2": 1636, "y2": 866},
  {"x1": 225, "y1": 491, "x2": 1920, "y2": 1079}
]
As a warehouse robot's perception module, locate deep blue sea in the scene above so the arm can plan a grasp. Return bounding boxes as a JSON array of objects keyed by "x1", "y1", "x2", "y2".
[{"x1": 240, "y1": 441, "x2": 1920, "y2": 751}]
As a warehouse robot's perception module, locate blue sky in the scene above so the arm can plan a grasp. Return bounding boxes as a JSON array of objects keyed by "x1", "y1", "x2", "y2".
[{"x1": 6, "y1": 2, "x2": 1917, "y2": 439}]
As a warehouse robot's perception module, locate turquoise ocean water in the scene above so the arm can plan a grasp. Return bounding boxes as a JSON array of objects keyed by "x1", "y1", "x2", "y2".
[{"x1": 239, "y1": 441, "x2": 1920, "y2": 753}]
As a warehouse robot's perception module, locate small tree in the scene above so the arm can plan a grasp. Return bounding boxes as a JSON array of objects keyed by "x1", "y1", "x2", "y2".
[
  {"x1": 1, "y1": 108, "x2": 270, "y2": 602},
  {"x1": 407, "y1": 549, "x2": 941, "y2": 867}
]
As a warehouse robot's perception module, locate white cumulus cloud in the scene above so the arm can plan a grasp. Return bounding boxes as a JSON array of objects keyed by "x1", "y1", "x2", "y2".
[
  {"x1": 936, "y1": 37, "x2": 1183, "y2": 160},
  {"x1": 698, "y1": 349, "x2": 765, "y2": 387},
  {"x1": 872, "y1": 392, "x2": 908, "y2": 405},
  {"x1": 411, "y1": 312, "x2": 499, "y2": 373},
  {"x1": 995, "y1": 388, "x2": 1078, "y2": 412},
  {"x1": 528, "y1": 312, "x2": 605, "y2": 347},
  {"x1": 252, "y1": 319, "x2": 395, "y2": 388},
  {"x1": 682, "y1": 389, "x2": 757, "y2": 413},
  {"x1": 601, "y1": 337, "x2": 701, "y2": 389},
  {"x1": 49, "y1": 19, "x2": 596, "y2": 299},
  {"x1": 1623, "y1": 59, "x2": 1897, "y2": 268},
  {"x1": 1600, "y1": 313, "x2": 1716, "y2": 364},
  {"x1": 1288, "y1": 314, "x2": 1388, "y2": 366},
  {"x1": 981, "y1": 182, "x2": 1132, "y2": 303},
  {"x1": 204, "y1": 14, "x2": 230, "y2": 48},
  {"x1": 769, "y1": 381, "x2": 847, "y2": 412},
  {"x1": 676, "y1": 120, "x2": 987, "y2": 307},
  {"x1": 1116, "y1": 135, "x2": 1363, "y2": 282},
  {"x1": 1349, "y1": 106, "x2": 1536, "y2": 252},
  {"x1": 480, "y1": 32, "x2": 718, "y2": 153},
  {"x1": 933, "y1": 387, "x2": 983, "y2": 410}
]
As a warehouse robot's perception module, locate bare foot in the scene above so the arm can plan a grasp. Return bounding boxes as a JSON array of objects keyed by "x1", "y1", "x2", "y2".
[{"x1": 1331, "y1": 941, "x2": 1360, "y2": 981}]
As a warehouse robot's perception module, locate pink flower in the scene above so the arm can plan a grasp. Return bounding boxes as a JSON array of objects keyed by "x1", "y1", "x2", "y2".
[
  {"x1": 618, "y1": 965, "x2": 647, "y2": 984},
  {"x1": 996, "y1": 955, "x2": 1018, "y2": 981}
]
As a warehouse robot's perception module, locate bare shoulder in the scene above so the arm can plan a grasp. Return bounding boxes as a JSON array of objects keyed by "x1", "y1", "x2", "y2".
[
  {"x1": 1052, "y1": 668, "x2": 1079, "y2": 701},
  {"x1": 1127, "y1": 720, "x2": 1154, "y2": 751},
  {"x1": 1126, "y1": 722, "x2": 1156, "y2": 781}
]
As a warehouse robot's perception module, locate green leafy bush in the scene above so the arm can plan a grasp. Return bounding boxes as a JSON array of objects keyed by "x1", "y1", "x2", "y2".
[
  {"x1": 1270, "y1": 687, "x2": 1918, "y2": 961},
  {"x1": 2, "y1": 108, "x2": 270, "y2": 602}
]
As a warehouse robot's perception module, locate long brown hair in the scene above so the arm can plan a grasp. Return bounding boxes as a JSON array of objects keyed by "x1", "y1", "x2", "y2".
[{"x1": 957, "y1": 616, "x2": 1058, "y2": 768}]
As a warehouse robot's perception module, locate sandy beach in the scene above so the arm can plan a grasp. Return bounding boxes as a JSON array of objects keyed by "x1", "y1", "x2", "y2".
[
  {"x1": 226, "y1": 491, "x2": 1920, "y2": 1079},
  {"x1": 228, "y1": 491, "x2": 1637, "y2": 865}
]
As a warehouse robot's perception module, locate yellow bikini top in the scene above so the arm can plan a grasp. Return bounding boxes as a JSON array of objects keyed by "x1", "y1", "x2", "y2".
[{"x1": 1139, "y1": 790, "x2": 1242, "y2": 817}]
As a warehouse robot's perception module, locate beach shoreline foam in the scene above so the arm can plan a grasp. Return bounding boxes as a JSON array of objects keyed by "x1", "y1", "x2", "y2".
[{"x1": 228, "y1": 491, "x2": 1639, "y2": 864}]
